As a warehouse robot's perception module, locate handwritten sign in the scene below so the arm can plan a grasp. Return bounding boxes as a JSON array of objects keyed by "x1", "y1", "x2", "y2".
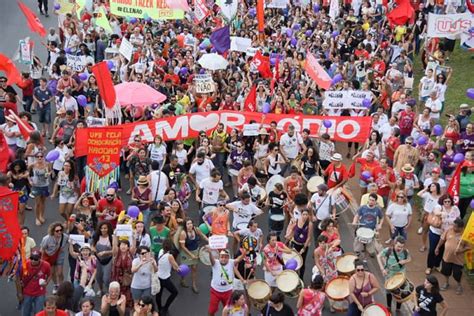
[
  {"x1": 110, "y1": 0, "x2": 184, "y2": 20},
  {"x1": 322, "y1": 90, "x2": 372, "y2": 110},
  {"x1": 69, "y1": 234, "x2": 85, "y2": 246},
  {"x1": 115, "y1": 224, "x2": 133, "y2": 238},
  {"x1": 86, "y1": 127, "x2": 122, "y2": 177},
  {"x1": 230, "y1": 37, "x2": 252, "y2": 53},
  {"x1": 243, "y1": 124, "x2": 260, "y2": 136},
  {"x1": 86, "y1": 116, "x2": 106, "y2": 127},
  {"x1": 119, "y1": 37, "x2": 133, "y2": 61},
  {"x1": 194, "y1": 74, "x2": 215, "y2": 93},
  {"x1": 208, "y1": 235, "x2": 228, "y2": 249},
  {"x1": 66, "y1": 54, "x2": 86, "y2": 72}
]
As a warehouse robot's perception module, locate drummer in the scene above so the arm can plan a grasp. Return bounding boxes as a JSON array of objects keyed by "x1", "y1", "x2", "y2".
[
  {"x1": 279, "y1": 124, "x2": 306, "y2": 176},
  {"x1": 309, "y1": 183, "x2": 336, "y2": 241},
  {"x1": 239, "y1": 176, "x2": 265, "y2": 206},
  {"x1": 348, "y1": 259, "x2": 381, "y2": 316},
  {"x1": 195, "y1": 168, "x2": 229, "y2": 224},
  {"x1": 262, "y1": 232, "x2": 293, "y2": 289},
  {"x1": 377, "y1": 236, "x2": 411, "y2": 312},
  {"x1": 352, "y1": 193, "x2": 384, "y2": 257},
  {"x1": 234, "y1": 220, "x2": 264, "y2": 253},
  {"x1": 323, "y1": 153, "x2": 348, "y2": 189},
  {"x1": 265, "y1": 183, "x2": 288, "y2": 237}
]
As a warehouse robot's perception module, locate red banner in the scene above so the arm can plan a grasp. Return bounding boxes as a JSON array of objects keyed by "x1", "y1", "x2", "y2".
[
  {"x1": 305, "y1": 52, "x2": 332, "y2": 90},
  {"x1": 75, "y1": 111, "x2": 372, "y2": 157},
  {"x1": 86, "y1": 128, "x2": 123, "y2": 177},
  {"x1": 0, "y1": 190, "x2": 20, "y2": 260}
]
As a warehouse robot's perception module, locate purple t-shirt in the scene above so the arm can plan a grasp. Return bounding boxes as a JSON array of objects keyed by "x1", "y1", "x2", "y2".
[
  {"x1": 460, "y1": 132, "x2": 474, "y2": 153},
  {"x1": 229, "y1": 150, "x2": 251, "y2": 170}
]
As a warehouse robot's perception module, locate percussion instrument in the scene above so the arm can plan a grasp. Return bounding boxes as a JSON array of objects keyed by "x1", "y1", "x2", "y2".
[
  {"x1": 363, "y1": 303, "x2": 392, "y2": 316},
  {"x1": 276, "y1": 270, "x2": 303, "y2": 298},
  {"x1": 247, "y1": 280, "x2": 271, "y2": 310},
  {"x1": 228, "y1": 168, "x2": 239, "y2": 177},
  {"x1": 325, "y1": 277, "x2": 350, "y2": 312},
  {"x1": 356, "y1": 227, "x2": 375, "y2": 244},
  {"x1": 282, "y1": 250, "x2": 303, "y2": 271},
  {"x1": 269, "y1": 214, "x2": 285, "y2": 232},
  {"x1": 266, "y1": 175, "x2": 285, "y2": 193},
  {"x1": 198, "y1": 247, "x2": 218, "y2": 266},
  {"x1": 331, "y1": 187, "x2": 358, "y2": 216},
  {"x1": 336, "y1": 253, "x2": 359, "y2": 276},
  {"x1": 202, "y1": 205, "x2": 215, "y2": 215},
  {"x1": 306, "y1": 176, "x2": 324, "y2": 193},
  {"x1": 385, "y1": 273, "x2": 415, "y2": 303},
  {"x1": 236, "y1": 222, "x2": 249, "y2": 231},
  {"x1": 258, "y1": 188, "x2": 267, "y2": 202}
]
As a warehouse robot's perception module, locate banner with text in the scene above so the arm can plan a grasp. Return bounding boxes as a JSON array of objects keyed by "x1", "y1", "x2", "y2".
[
  {"x1": 86, "y1": 127, "x2": 123, "y2": 177},
  {"x1": 194, "y1": 74, "x2": 215, "y2": 93},
  {"x1": 427, "y1": 13, "x2": 473, "y2": 38},
  {"x1": 66, "y1": 54, "x2": 86, "y2": 72},
  {"x1": 75, "y1": 111, "x2": 372, "y2": 156},
  {"x1": 322, "y1": 90, "x2": 373, "y2": 110},
  {"x1": 0, "y1": 191, "x2": 20, "y2": 260},
  {"x1": 110, "y1": 0, "x2": 184, "y2": 20}
]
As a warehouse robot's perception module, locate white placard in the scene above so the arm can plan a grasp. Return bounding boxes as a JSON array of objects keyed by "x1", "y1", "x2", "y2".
[
  {"x1": 115, "y1": 224, "x2": 133, "y2": 238},
  {"x1": 66, "y1": 54, "x2": 86, "y2": 72},
  {"x1": 322, "y1": 90, "x2": 372, "y2": 110},
  {"x1": 267, "y1": 0, "x2": 289, "y2": 8},
  {"x1": 246, "y1": 47, "x2": 259, "y2": 57},
  {"x1": 119, "y1": 37, "x2": 133, "y2": 61},
  {"x1": 194, "y1": 74, "x2": 215, "y2": 93},
  {"x1": 86, "y1": 116, "x2": 107, "y2": 127},
  {"x1": 230, "y1": 37, "x2": 252, "y2": 53},
  {"x1": 243, "y1": 124, "x2": 260, "y2": 136},
  {"x1": 69, "y1": 234, "x2": 85, "y2": 246},
  {"x1": 208, "y1": 235, "x2": 228, "y2": 250},
  {"x1": 427, "y1": 13, "x2": 473, "y2": 38}
]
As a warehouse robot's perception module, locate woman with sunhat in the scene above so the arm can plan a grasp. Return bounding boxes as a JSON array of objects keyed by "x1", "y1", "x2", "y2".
[{"x1": 131, "y1": 175, "x2": 152, "y2": 227}]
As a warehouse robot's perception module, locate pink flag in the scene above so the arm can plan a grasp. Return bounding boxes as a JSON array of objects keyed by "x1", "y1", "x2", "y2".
[
  {"x1": 194, "y1": 0, "x2": 210, "y2": 24},
  {"x1": 304, "y1": 52, "x2": 332, "y2": 90},
  {"x1": 166, "y1": 0, "x2": 190, "y2": 11}
]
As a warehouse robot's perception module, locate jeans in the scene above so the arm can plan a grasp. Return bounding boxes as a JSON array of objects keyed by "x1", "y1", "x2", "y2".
[
  {"x1": 391, "y1": 226, "x2": 407, "y2": 241},
  {"x1": 38, "y1": 0, "x2": 48, "y2": 13},
  {"x1": 23, "y1": 95, "x2": 33, "y2": 113},
  {"x1": 290, "y1": 241, "x2": 308, "y2": 279},
  {"x1": 212, "y1": 152, "x2": 227, "y2": 182},
  {"x1": 386, "y1": 292, "x2": 402, "y2": 310},
  {"x1": 22, "y1": 295, "x2": 45, "y2": 316},
  {"x1": 155, "y1": 277, "x2": 178, "y2": 311},
  {"x1": 96, "y1": 259, "x2": 112, "y2": 292},
  {"x1": 427, "y1": 230, "x2": 443, "y2": 269}
]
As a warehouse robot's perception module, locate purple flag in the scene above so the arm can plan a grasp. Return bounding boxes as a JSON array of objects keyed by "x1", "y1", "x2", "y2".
[{"x1": 210, "y1": 26, "x2": 231, "y2": 54}]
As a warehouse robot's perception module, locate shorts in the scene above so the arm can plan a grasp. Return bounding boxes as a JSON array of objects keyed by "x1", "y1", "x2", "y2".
[
  {"x1": 38, "y1": 106, "x2": 51, "y2": 124},
  {"x1": 55, "y1": 251, "x2": 65, "y2": 266},
  {"x1": 264, "y1": 266, "x2": 283, "y2": 287},
  {"x1": 208, "y1": 287, "x2": 232, "y2": 315},
  {"x1": 131, "y1": 287, "x2": 151, "y2": 301},
  {"x1": 32, "y1": 186, "x2": 49, "y2": 197},
  {"x1": 59, "y1": 194, "x2": 77, "y2": 204},
  {"x1": 441, "y1": 261, "x2": 463, "y2": 281}
]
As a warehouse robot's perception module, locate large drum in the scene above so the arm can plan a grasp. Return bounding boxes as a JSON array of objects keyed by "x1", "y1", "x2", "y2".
[
  {"x1": 385, "y1": 273, "x2": 415, "y2": 303},
  {"x1": 247, "y1": 280, "x2": 271, "y2": 310},
  {"x1": 325, "y1": 277, "x2": 350, "y2": 312},
  {"x1": 331, "y1": 187, "x2": 358, "y2": 216},
  {"x1": 266, "y1": 175, "x2": 285, "y2": 193},
  {"x1": 282, "y1": 250, "x2": 303, "y2": 271},
  {"x1": 198, "y1": 247, "x2": 218, "y2": 266},
  {"x1": 363, "y1": 303, "x2": 391, "y2": 316},
  {"x1": 306, "y1": 176, "x2": 324, "y2": 193},
  {"x1": 356, "y1": 227, "x2": 375, "y2": 244},
  {"x1": 276, "y1": 270, "x2": 303, "y2": 298},
  {"x1": 336, "y1": 253, "x2": 359, "y2": 276},
  {"x1": 269, "y1": 214, "x2": 285, "y2": 232}
]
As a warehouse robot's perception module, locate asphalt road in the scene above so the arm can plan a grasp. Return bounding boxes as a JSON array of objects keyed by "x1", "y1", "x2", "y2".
[{"x1": 0, "y1": 2, "x2": 386, "y2": 315}]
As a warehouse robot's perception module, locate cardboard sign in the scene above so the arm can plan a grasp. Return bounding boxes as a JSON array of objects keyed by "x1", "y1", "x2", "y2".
[
  {"x1": 194, "y1": 0, "x2": 210, "y2": 23},
  {"x1": 208, "y1": 235, "x2": 228, "y2": 249},
  {"x1": 194, "y1": 74, "x2": 215, "y2": 93},
  {"x1": 427, "y1": 13, "x2": 473, "y2": 38},
  {"x1": 322, "y1": 90, "x2": 372, "y2": 110},
  {"x1": 115, "y1": 224, "x2": 133, "y2": 238},
  {"x1": 86, "y1": 116, "x2": 107, "y2": 127},
  {"x1": 119, "y1": 37, "x2": 133, "y2": 61},
  {"x1": 267, "y1": 0, "x2": 289, "y2": 8},
  {"x1": 69, "y1": 234, "x2": 85, "y2": 246},
  {"x1": 243, "y1": 124, "x2": 260, "y2": 136},
  {"x1": 66, "y1": 54, "x2": 86, "y2": 72},
  {"x1": 19, "y1": 39, "x2": 32, "y2": 65}
]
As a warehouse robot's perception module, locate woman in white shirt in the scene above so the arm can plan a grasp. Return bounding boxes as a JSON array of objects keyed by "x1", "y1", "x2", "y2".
[
  {"x1": 75, "y1": 298, "x2": 101, "y2": 316},
  {"x1": 148, "y1": 135, "x2": 167, "y2": 169},
  {"x1": 433, "y1": 69, "x2": 451, "y2": 111},
  {"x1": 386, "y1": 192, "x2": 412, "y2": 243},
  {"x1": 131, "y1": 246, "x2": 157, "y2": 305},
  {"x1": 156, "y1": 239, "x2": 180, "y2": 313},
  {"x1": 417, "y1": 183, "x2": 442, "y2": 252},
  {"x1": 60, "y1": 89, "x2": 78, "y2": 117}
]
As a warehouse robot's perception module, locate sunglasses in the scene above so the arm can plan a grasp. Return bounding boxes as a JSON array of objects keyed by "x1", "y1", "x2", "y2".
[
  {"x1": 356, "y1": 268, "x2": 365, "y2": 272},
  {"x1": 55, "y1": 229, "x2": 63, "y2": 233},
  {"x1": 106, "y1": 194, "x2": 115, "y2": 197},
  {"x1": 218, "y1": 203, "x2": 226, "y2": 207},
  {"x1": 405, "y1": 142, "x2": 413, "y2": 145}
]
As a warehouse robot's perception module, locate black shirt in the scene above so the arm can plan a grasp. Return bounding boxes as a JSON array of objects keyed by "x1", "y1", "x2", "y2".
[
  {"x1": 161, "y1": 163, "x2": 186, "y2": 186},
  {"x1": 268, "y1": 191, "x2": 287, "y2": 214},
  {"x1": 261, "y1": 303, "x2": 294, "y2": 316},
  {"x1": 416, "y1": 285, "x2": 443, "y2": 316}
]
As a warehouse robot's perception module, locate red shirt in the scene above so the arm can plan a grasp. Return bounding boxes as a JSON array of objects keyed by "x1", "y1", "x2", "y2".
[
  {"x1": 98, "y1": 198, "x2": 124, "y2": 228},
  {"x1": 325, "y1": 163, "x2": 348, "y2": 188},
  {"x1": 372, "y1": 60, "x2": 386, "y2": 78},
  {"x1": 35, "y1": 310, "x2": 68, "y2": 316},
  {"x1": 18, "y1": 78, "x2": 34, "y2": 96},
  {"x1": 3, "y1": 101, "x2": 18, "y2": 115},
  {"x1": 356, "y1": 158, "x2": 380, "y2": 182},
  {"x1": 385, "y1": 136, "x2": 400, "y2": 160},
  {"x1": 373, "y1": 166, "x2": 396, "y2": 197},
  {"x1": 399, "y1": 111, "x2": 415, "y2": 136},
  {"x1": 22, "y1": 260, "x2": 51, "y2": 297}
]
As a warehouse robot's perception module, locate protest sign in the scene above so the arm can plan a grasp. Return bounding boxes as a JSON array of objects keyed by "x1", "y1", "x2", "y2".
[
  {"x1": 243, "y1": 124, "x2": 260, "y2": 136},
  {"x1": 246, "y1": 47, "x2": 259, "y2": 57},
  {"x1": 194, "y1": 0, "x2": 210, "y2": 23},
  {"x1": 66, "y1": 54, "x2": 86, "y2": 72},
  {"x1": 427, "y1": 13, "x2": 473, "y2": 38},
  {"x1": 119, "y1": 37, "x2": 133, "y2": 61},
  {"x1": 69, "y1": 234, "x2": 85, "y2": 246},
  {"x1": 86, "y1": 116, "x2": 107, "y2": 127},
  {"x1": 0, "y1": 191, "x2": 20, "y2": 260},
  {"x1": 115, "y1": 224, "x2": 133, "y2": 238},
  {"x1": 75, "y1": 111, "x2": 373, "y2": 157},
  {"x1": 230, "y1": 37, "x2": 252, "y2": 53},
  {"x1": 194, "y1": 74, "x2": 215, "y2": 93},
  {"x1": 322, "y1": 90, "x2": 372, "y2": 110},
  {"x1": 267, "y1": 0, "x2": 289, "y2": 8},
  {"x1": 209, "y1": 235, "x2": 228, "y2": 249},
  {"x1": 110, "y1": 0, "x2": 184, "y2": 20},
  {"x1": 86, "y1": 127, "x2": 122, "y2": 177}
]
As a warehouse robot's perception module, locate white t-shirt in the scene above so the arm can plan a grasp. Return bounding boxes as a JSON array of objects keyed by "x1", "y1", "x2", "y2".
[
  {"x1": 419, "y1": 76, "x2": 435, "y2": 98},
  {"x1": 52, "y1": 145, "x2": 71, "y2": 171},
  {"x1": 386, "y1": 203, "x2": 412, "y2": 227},
  {"x1": 228, "y1": 201, "x2": 262, "y2": 229},
  {"x1": 149, "y1": 171, "x2": 169, "y2": 201},
  {"x1": 423, "y1": 178, "x2": 446, "y2": 190},
  {"x1": 310, "y1": 192, "x2": 333, "y2": 220},
  {"x1": 174, "y1": 148, "x2": 188, "y2": 165},
  {"x1": 420, "y1": 192, "x2": 439, "y2": 214},
  {"x1": 279, "y1": 132, "x2": 303, "y2": 159},
  {"x1": 240, "y1": 183, "x2": 264, "y2": 204},
  {"x1": 391, "y1": 101, "x2": 407, "y2": 117},
  {"x1": 425, "y1": 98, "x2": 442, "y2": 120},
  {"x1": 148, "y1": 143, "x2": 167, "y2": 162},
  {"x1": 380, "y1": 123, "x2": 399, "y2": 142},
  {"x1": 433, "y1": 83, "x2": 447, "y2": 102},
  {"x1": 200, "y1": 178, "x2": 223, "y2": 205},
  {"x1": 190, "y1": 159, "x2": 215, "y2": 184},
  {"x1": 0, "y1": 123, "x2": 19, "y2": 145},
  {"x1": 318, "y1": 141, "x2": 334, "y2": 161},
  {"x1": 211, "y1": 259, "x2": 235, "y2": 292},
  {"x1": 157, "y1": 250, "x2": 172, "y2": 279},
  {"x1": 61, "y1": 96, "x2": 78, "y2": 113}
]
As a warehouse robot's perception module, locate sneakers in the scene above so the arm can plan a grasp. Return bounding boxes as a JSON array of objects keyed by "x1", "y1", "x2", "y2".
[
  {"x1": 456, "y1": 285, "x2": 463, "y2": 295},
  {"x1": 440, "y1": 283, "x2": 449, "y2": 291},
  {"x1": 417, "y1": 227, "x2": 423, "y2": 235}
]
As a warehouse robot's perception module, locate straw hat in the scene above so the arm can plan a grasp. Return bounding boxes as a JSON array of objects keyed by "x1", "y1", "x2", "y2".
[
  {"x1": 259, "y1": 127, "x2": 269, "y2": 135},
  {"x1": 401, "y1": 163, "x2": 414, "y2": 173},
  {"x1": 137, "y1": 175, "x2": 149, "y2": 186},
  {"x1": 331, "y1": 153, "x2": 343, "y2": 161}
]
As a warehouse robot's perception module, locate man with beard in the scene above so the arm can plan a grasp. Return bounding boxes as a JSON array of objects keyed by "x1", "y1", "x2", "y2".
[
  {"x1": 161, "y1": 154, "x2": 186, "y2": 187},
  {"x1": 96, "y1": 188, "x2": 124, "y2": 228},
  {"x1": 189, "y1": 151, "x2": 215, "y2": 188}
]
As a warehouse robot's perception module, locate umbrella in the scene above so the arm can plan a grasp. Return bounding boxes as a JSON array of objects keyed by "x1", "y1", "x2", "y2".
[
  {"x1": 114, "y1": 82, "x2": 167, "y2": 107},
  {"x1": 198, "y1": 53, "x2": 229, "y2": 70}
]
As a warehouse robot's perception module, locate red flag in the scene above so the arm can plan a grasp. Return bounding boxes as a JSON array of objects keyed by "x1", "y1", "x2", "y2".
[
  {"x1": 252, "y1": 51, "x2": 272, "y2": 79},
  {"x1": 0, "y1": 190, "x2": 20, "y2": 260},
  {"x1": 17, "y1": 1, "x2": 47, "y2": 37},
  {"x1": 387, "y1": 0, "x2": 415, "y2": 27},
  {"x1": 243, "y1": 85, "x2": 257, "y2": 112},
  {"x1": 348, "y1": 162, "x2": 356, "y2": 178},
  {"x1": 257, "y1": 0, "x2": 265, "y2": 33},
  {"x1": 92, "y1": 61, "x2": 116, "y2": 109},
  {"x1": 304, "y1": 52, "x2": 332, "y2": 90},
  {"x1": 270, "y1": 58, "x2": 280, "y2": 93},
  {"x1": 0, "y1": 133, "x2": 10, "y2": 173},
  {"x1": 7, "y1": 110, "x2": 34, "y2": 141},
  {"x1": 0, "y1": 54, "x2": 22, "y2": 86},
  {"x1": 447, "y1": 162, "x2": 466, "y2": 205}
]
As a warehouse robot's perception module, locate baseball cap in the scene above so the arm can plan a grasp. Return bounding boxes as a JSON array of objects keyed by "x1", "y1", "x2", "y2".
[{"x1": 431, "y1": 168, "x2": 440, "y2": 174}]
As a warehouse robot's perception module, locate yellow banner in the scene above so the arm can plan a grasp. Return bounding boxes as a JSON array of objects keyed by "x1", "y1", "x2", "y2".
[
  {"x1": 110, "y1": 0, "x2": 184, "y2": 20},
  {"x1": 461, "y1": 213, "x2": 474, "y2": 244}
]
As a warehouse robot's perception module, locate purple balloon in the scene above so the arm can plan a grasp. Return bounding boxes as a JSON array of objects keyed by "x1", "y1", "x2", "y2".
[
  {"x1": 262, "y1": 102, "x2": 271, "y2": 114},
  {"x1": 207, "y1": 216, "x2": 212, "y2": 225},
  {"x1": 362, "y1": 98, "x2": 371, "y2": 108},
  {"x1": 199, "y1": 68, "x2": 206, "y2": 75},
  {"x1": 331, "y1": 74, "x2": 343, "y2": 85},
  {"x1": 249, "y1": 8, "x2": 256, "y2": 17},
  {"x1": 130, "y1": 17, "x2": 137, "y2": 24},
  {"x1": 332, "y1": 30, "x2": 340, "y2": 38},
  {"x1": 290, "y1": 38, "x2": 298, "y2": 47},
  {"x1": 270, "y1": 57, "x2": 277, "y2": 66},
  {"x1": 108, "y1": 182, "x2": 119, "y2": 190},
  {"x1": 286, "y1": 28, "x2": 293, "y2": 37},
  {"x1": 323, "y1": 119, "x2": 332, "y2": 128},
  {"x1": 470, "y1": 199, "x2": 474, "y2": 209},
  {"x1": 313, "y1": 4, "x2": 320, "y2": 12},
  {"x1": 361, "y1": 170, "x2": 372, "y2": 180},
  {"x1": 453, "y1": 153, "x2": 465, "y2": 164},
  {"x1": 406, "y1": 98, "x2": 417, "y2": 106},
  {"x1": 285, "y1": 258, "x2": 298, "y2": 270},
  {"x1": 77, "y1": 95, "x2": 87, "y2": 107},
  {"x1": 293, "y1": 23, "x2": 301, "y2": 31},
  {"x1": 180, "y1": 67, "x2": 188, "y2": 74},
  {"x1": 127, "y1": 205, "x2": 140, "y2": 218},
  {"x1": 417, "y1": 136, "x2": 428, "y2": 146},
  {"x1": 54, "y1": 4, "x2": 61, "y2": 10},
  {"x1": 45, "y1": 150, "x2": 60, "y2": 162},
  {"x1": 178, "y1": 264, "x2": 191, "y2": 277},
  {"x1": 305, "y1": 30, "x2": 312, "y2": 37},
  {"x1": 79, "y1": 73, "x2": 88, "y2": 81},
  {"x1": 211, "y1": 47, "x2": 217, "y2": 53},
  {"x1": 466, "y1": 88, "x2": 474, "y2": 100},
  {"x1": 433, "y1": 125, "x2": 443, "y2": 136},
  {"x1": 107, "y1": 60, "x2": 114, "y2": 70}
]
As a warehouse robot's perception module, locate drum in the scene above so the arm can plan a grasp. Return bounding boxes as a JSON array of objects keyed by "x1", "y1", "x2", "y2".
[
  {"x1": 385, "y1": 273, "x2": 415, "y2": 303},
  {"x1": 258, "y1": 188, "x2": 267, "y2": 202},
  {"x1": 331, "y1": 187, "x2": 358, "y2": 216},
  {"x1": 247, "y1": 280, "x2": 271, "y2": 310},
  {"x1": 269, "y1": 214, "x2": 285, "y2": 232},
  {"x1": 363, "y1": 303, "x2": 391, "y2": 316},
  {"x1": 282, "y1": 250, "x2": 303, "y2": 271},
  {"x1": 202, "y1": 205, "x2": 215, "y2": 215},
  {"x1": 325, "y1": 277, "x2": 350, "y2": 312},
  {"x1": 276, "y1": 270, "x2": 303, "y2": 298},
  {"x1": 198, "y1": 247, "x2": 218, "y2": 266},
  {"x1": 356, "y1": 227, "x2": 375, "y2": 244},
  {"x1": 236, "y1": 222, "x2": 248, "y2": 231},
  {"x1": 306, "y1": 176, "x2": 324, "y2": 193},
  {"x1": 336, "y1": 253, "x2": 359, "y2": 276},
  {"x1": 266, "y1": 175, "x2": 285, "y2": 193}
]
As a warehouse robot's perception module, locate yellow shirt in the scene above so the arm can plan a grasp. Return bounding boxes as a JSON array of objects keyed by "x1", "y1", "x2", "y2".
[
  {"x1": 117, "y1": 210, "x2": 144, "y2": 229},
  {"x1": 394, "y1": 26, "x2": 406, "y2": 42},
  {"x1": 360, "y1": 193, "x2": 385, "y2": 209}
]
